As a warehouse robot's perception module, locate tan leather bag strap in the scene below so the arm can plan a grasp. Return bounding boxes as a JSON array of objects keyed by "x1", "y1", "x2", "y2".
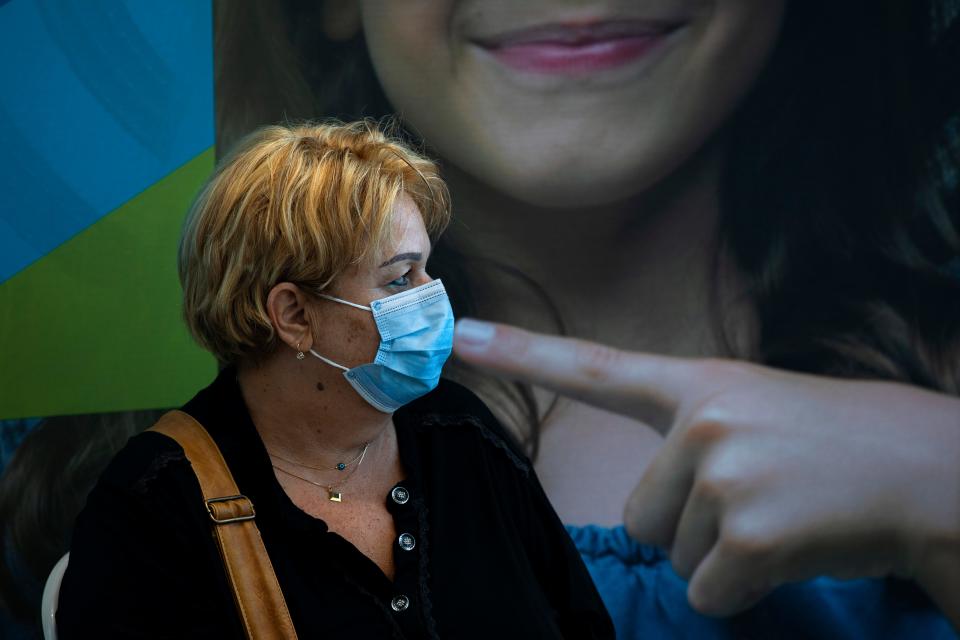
[{"x1": 149, "y1": 410, "x2": 298, "y2": 640}]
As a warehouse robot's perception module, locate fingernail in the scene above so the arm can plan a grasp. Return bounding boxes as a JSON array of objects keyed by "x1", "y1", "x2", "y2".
[{"x1": 455, "y1": 318, "x2": 495, "y2": 347}]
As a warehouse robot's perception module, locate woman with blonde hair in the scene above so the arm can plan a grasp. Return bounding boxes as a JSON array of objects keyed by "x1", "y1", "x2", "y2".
[{"x1": 56, "y1": 121, "x2": 614, "y2": 638}]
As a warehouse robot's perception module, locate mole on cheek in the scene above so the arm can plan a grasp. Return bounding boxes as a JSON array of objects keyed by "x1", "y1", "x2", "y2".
[{"x1": 316, "y1": 382, "x2": 325, "y2": 391}]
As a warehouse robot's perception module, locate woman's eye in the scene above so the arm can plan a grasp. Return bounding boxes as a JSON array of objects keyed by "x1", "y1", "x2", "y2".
[{"x1": 388, "y1": 274, "x2": 410, "y2": 287}]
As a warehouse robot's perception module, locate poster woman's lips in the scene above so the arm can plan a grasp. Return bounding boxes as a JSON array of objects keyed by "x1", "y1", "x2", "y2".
[{"x1": 473, "y1": 20, "x2": 685, "y2": 75}]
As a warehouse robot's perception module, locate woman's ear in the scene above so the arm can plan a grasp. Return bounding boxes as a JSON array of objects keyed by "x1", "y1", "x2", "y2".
[
  {"x1": 323, "y1": 0, "x2": 362, "y2": 42},
  {"x1": 267, "y1": 283, "x2": 315, "y2": 353}
]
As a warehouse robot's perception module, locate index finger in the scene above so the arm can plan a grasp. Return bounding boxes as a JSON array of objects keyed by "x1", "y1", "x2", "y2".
[{"x1": 452, "y1": 318, "x2": 693, "y2": 431}]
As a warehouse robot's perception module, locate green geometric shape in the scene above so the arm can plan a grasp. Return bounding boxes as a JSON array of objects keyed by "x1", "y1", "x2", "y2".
[{"x1": 0, "y1": 148, "x2": 218, "y2": 419}]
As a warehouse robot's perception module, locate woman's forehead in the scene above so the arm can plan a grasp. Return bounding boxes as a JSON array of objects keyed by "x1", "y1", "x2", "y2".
[
  {"x1": 388, "y1": 195, "x2": 430, "y2": 250},
  {"x1": 361, "y1": 198, "x2": 430, "y2": 272}
]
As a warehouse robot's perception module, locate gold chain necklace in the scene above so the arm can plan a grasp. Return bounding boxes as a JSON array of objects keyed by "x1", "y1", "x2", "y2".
[
  {"x1": 269, "y1": 442, "x2": 368, "y2": 473},
  {"x1": 271, "y1": 443, "x2": 370, "y2": 503}
]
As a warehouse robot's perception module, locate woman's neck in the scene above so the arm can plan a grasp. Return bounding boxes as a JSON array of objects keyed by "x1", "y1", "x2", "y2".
[
  {"x1": 236, "y1": 360, "x2": 394, "y2": 466},
  {"x1": 444, "y1": 140, "x2": 747, "y2": 358}
]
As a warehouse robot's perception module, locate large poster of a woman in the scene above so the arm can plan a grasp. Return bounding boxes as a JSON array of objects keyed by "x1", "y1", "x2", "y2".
[{"x1": 206, "y1": 1, "x2": 960, "y2": 637}]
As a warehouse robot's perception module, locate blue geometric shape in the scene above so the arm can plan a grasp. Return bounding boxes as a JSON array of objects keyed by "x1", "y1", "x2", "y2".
[
  {"x1": 0, "y1": 417, "x2": 40, "y2": 475},
  {"x1": 0, "y1": 0, "x2": 213, "y2": 281}
]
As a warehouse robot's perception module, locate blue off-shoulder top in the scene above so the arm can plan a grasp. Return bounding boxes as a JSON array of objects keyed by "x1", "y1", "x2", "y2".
[{"x1": 568, "y1": 524, "x2": 957, "y2": 639}]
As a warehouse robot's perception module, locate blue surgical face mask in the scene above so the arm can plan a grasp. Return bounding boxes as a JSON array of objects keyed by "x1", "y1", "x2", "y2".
[{"x1": 309, "y1": 279, "x2": 454, "y2": 413}]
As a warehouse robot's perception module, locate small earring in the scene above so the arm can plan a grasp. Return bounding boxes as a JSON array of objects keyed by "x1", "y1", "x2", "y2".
[{"x1": 296, "y1": 343, "x2": 305, "y2": 360}]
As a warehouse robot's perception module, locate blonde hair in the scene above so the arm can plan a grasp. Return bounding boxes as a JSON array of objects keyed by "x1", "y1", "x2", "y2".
[{"x1": 178, "y1": 120, "x2": 450, "y2": 364}]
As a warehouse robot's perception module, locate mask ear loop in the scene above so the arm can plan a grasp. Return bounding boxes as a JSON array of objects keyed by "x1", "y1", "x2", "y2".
[
  {"x1": 318, "y1": 293, "x2": 371, "y2": 312},
  {"x1": 309, "y1": 349, "x2": 350, "y2": 372},
  {"x1": 309, "y1": 293, "x2": 373, "y2": 371}
]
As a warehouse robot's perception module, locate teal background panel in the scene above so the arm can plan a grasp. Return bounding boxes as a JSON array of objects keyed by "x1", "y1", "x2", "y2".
[{"x1": 0, "y1": 0, "x2": 213, "y2": 281}]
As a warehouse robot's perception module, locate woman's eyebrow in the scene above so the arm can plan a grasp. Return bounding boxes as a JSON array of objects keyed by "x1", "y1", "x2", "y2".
[{"x1": 379, "y1": 252, "x2": 422, "y2": 268}]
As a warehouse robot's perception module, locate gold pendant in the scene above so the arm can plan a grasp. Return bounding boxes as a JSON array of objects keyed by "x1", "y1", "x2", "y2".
[{"x1": 329, "y1": 491, "x2": 342, "y2": 502}]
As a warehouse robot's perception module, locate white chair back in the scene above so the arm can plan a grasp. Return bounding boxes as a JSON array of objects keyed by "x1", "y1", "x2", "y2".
[{"x1": 41, "y1": 552, "x2": 70, "y2": 640}]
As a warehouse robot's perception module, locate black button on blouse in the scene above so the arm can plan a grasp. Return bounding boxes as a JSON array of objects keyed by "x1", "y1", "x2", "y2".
[{"x1": 57, "y1": 370, "x2": 614, "y2": 639}]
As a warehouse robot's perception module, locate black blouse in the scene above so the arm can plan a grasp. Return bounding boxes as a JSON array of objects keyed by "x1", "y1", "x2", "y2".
[{"x1": 57, "y1": 370, "x2": 614, "y2": 639}]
